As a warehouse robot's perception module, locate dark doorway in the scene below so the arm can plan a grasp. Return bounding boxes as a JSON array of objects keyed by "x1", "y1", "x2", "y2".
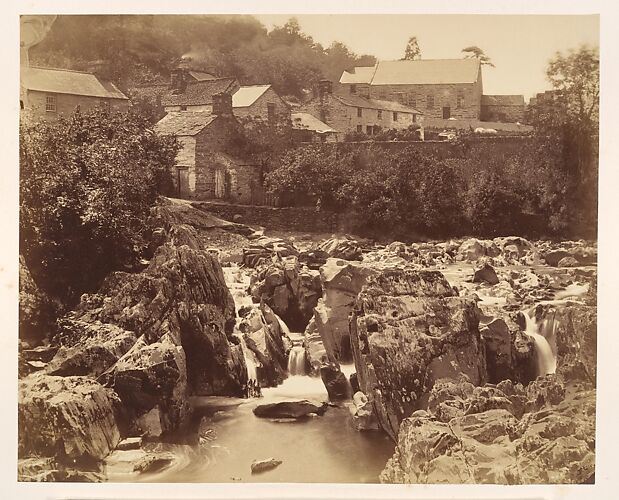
[
  {"x1": 176, "y1": 167, "x2": 190, "y2": 199},
  {"x1": 442, "y1": 106, "x2": 451, "y2": 119}
]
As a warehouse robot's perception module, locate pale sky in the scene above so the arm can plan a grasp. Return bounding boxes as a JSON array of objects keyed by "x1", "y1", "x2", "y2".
[{"x1": 255, "y1": 14, "x2": 599, "y2": 99}]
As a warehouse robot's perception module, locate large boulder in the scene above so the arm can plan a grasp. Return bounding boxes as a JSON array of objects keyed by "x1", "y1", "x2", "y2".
[
  {"x1": 317, "y1": 236, "x2": 362, "y2": 261},
  {"x1": 241, "y1": 305, "x2": 289, "y2": 387},
  {"x1": 350, "y1": 268, "x2": 486, "y2": 440},
  {"x1": 472, "y1": 263, "x2": 499, "y2": 285},
  {"x1": 250, "y1": 256, "x2": 322, "y2": 330},
  {"x1": 108, "y1": 336, "x2": 189, "y2": 437},
  {"x1": 319, "y1": 363, "x2": 349, "y2": 400},
  {"x1": 19, "y1": 374, "x2": 121, "y2": 463},
  {"x1": 253, "y1": 400, "x2": 328, "y2": 419}
]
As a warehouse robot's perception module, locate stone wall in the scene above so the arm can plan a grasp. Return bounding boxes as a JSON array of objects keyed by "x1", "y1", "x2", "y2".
[
  {"x1": 192, "y1": 201, "x2": 341, "y2": 233},
  {"x1": 25, "y1": 90, "x2": 129, "y2": 121},
  {"x1": 480, "y1": 104, "x2": 525, "y2": 123}
]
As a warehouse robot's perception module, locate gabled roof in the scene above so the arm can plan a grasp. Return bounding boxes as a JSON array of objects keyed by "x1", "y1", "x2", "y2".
[
  {"x1": 340, "y1": 59, "x2": 481, "y2": 86},
  {"x1": 333, "y1": 94, "x2": 422, "y2": 114},
  {"x1": 153, "y1": 111, "x2": 217, "y2": 136},
  {"x1": 21, "y1": 66, "x2": 128, "y2": 100},
  {"x1": 291, "y1": 113, "x2": 337, "y2": 133},
  {"x1": 232, "y1": 85, "x2": 271, "y2": 108},
  {"x1": 339, "y1": 66, "x2": 377, "y2": 84},
  {"x1": 162, "y1": 78, "x2": 237, "y2": 106},
  {"x1": 188, "y1": 71, "x2": 217, "y2": 81},
  {"x1": 481, "y1": 94, "x2": 525, "y2": 106}
]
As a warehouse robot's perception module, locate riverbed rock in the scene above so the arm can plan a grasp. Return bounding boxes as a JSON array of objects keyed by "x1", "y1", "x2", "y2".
[
  {"x1": 352, "y1": 391, "x2": 380, "y2": 431},
  {"x1": 319, "y1": 363, "x2": 349, "y2": 400},
  {"x1": 479, "y1": 318, "x2": 511, "y2": 383},
  {"x1": 544, "y1": 249, "x2": 572, "y2": 267},
  {"x1": 557, "y1": 256, "x2": 579, "y2": 268},
  {"x1": 18, "y1": 374, "x2": 121, "y2": 462},
  {"x1": 253, "y1": 400, "x2": 328, "y2": 419},
  {"x1": 303, "y1": 317, "x2": 331, "y2": 374},
  {"x1": 317, "y1": 236, "x2": 362, "y2": 261},
  {"x1": 350, "y1": 268, "x2": 486, "y2": 441},
  {"x1": 473, "y1": 263, "x2": 500, "y2": 285},
  {"x1": 242, "y1": 236, "x2": 299, "y2": 268},
  {"x1": 250, "y1": 256, "x2": 322, "y2": 330}
]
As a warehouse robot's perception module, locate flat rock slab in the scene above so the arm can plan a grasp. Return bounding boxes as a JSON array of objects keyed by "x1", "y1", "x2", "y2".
[
  {"x1": 116, "y1": 437, "x2": 143, "y2": 451},
  {"x1": 253, "y1": 399, "x2": 327, "y2": 419},
  {"x1": 251, "y1": 458, "x2": 283, "y2": 474}
]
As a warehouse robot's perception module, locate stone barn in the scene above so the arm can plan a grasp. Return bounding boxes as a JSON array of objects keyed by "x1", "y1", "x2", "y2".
[{"x1": 154, "y1": 94, "x2": 264, "y2": 204}]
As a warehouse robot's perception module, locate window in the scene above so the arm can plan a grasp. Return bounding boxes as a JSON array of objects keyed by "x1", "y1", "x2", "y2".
[
  {"x1": 457, "y1": 92, "x2": 465, "y2": 109},
  {"x1": 45, "y1": 94, "x2": 56, "y2": 112},
  {"x1": 393, "y1": 112, "x2": 398, "y2": 121},
  {"x1": 180, "y1": 105, "x2": 187, "y2": 111},
  {"x1": 378, "y1": 90, "x2": 387, "y2": 99},
  {"x1": 20, "y1": 100, "x2": 24, "y2": 110},
  {"x1": 350, "y1": 84, "x2": 357, "y2": 95},
  {"x1": 366, "y1": 125, "x2": 373, "y2": 135},
  {"x1": 426, "y1": 95, "x2": 434, "y2": 110},
  {"x1": 356, "y1": 125, "x2": 363, "y2": 133},
  {"x1": 267, "y1": 102, "x2": 276, "y2": 121},
  {"x1": 413, "y1": 114, "x2": 417, "y2": 123},
  {"x1": 377, "y1": 109, "x2": 382, "y2": 120},
  {"x1": 357, "y1": 107, "x2": 362, "y2": 118},
  {"x1": 408, "y1": 95, "x2": 417, "y2": 108},
  {"x1": 394, "y1": 92, "x2": 405, "y2": 104}
]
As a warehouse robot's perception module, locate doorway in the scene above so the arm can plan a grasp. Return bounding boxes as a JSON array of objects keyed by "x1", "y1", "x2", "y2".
[
  {"x1": 442, "y1": 106, "x2": 451, "y2": 119},
  {"x1": 176, "y1": 167, "x2": 190, "y2": 199}
]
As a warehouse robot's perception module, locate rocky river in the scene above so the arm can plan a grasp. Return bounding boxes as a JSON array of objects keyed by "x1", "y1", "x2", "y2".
[{"x1": 17, "y1": 199, "x2": 597, "y2": 484}]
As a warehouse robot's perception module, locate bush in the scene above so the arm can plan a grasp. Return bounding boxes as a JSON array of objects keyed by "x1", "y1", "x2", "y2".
[{"x1": 20, "y1": 107, "x2": 178, "y2": 303}]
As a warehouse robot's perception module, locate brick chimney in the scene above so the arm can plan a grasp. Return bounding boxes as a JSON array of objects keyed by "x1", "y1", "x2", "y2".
[
  {"x1": 318, "y1": 79, "x2": 333, "y2": 97},
  {"x1": 212, "y1": 92, "x2": 233, "y2": 116},
  {"x1": 170, "y1": 68, "x2": 188, "y2": 94}
]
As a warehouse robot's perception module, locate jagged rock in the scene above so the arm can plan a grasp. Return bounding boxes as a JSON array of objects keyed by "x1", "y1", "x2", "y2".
[
  {"x1": 479, "y1": 318, "x2": 512, "y2": 383},
  {"x1": 133, "y1": 452, "x2": 175, "y2": 473},
  {"x1": 472, "y1": 263, "x2": 499, "y2": 285},
  {"x1": 352, "y1": 391, "x2": 380, "y2": 430},
  {"x1": 558, "y1": 256, "x2": 579, "y2": 268},
  {"x1": 242, "y1": 305, "x2": 288, "y2": 387},
  {"x1": 456, "y1": 238, "x2": 499, "y2": 261},
  {"x1": 350, "y1": 268, "x2": 485, "y2": 441},
  {"x1": 116, "y1": 437, "x2": 143, "y2": 451},
  {"x1": 110, "y1": 336, "x2": 189, "y2": 437},
  {"x1": 317, "y1": 237, "x2": 362, "y2": 261},
  {"x1": 510, "y1": 329, "x2": 537, "y2": 385},
  {"x1": 350, "y1": 372, "x2": 360, "y2": 393},
  {"x1": 319, "y1": 363, "x2": 349, "y2": 400},
  {"x1": 251, "y1": 458, "x2": 282, "y2": 474},
  {"x1": 45, "y1": 320, "x2": 136, "y2": 378},
  {"x1": 18, "y1": 374, "x2": 120, "y2": 462},
  {"x1": 242, "y1": 236, "x2": 299, "y2": 268},
  {"x1": 303, "y1": 317, "x2": 331, "y2": 374},
  {"x1": 250, "y1": 256, "x2": 322, "y2": 330},
  {"x1": 19, "y1": 255, "x2": 55, "y2": 344},
  {"x1": 253, "y1": 400, "x2": 328, "y2": 419}
]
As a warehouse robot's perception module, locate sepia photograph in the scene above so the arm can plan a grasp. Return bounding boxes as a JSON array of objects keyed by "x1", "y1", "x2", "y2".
[{"x1": 12, "y1": 4, "x2": 606, "y2": 492}]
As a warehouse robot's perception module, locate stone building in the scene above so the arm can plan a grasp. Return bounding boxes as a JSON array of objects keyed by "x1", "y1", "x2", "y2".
[
  {"x1": 154, "y1": 93, "x2": 263, "y2": 204},
  {"x1": 340, "y1": 59, "x2": 483, "y2": 120},
  {"x1": 480, "y1": 95, "x2": 525, "y2": 122},
  {"x1": 291, "y1": 112, "x2": 339, "y2": 143},
  {"x1": 300, "y1": 80, "x2": 423, "y2": 137},
  {"x1": 231, "y1": 84, "x2": 290, "y2": 122},
  {"x1": 20, "y1": 66, "x2": 129, "y2": 121}
]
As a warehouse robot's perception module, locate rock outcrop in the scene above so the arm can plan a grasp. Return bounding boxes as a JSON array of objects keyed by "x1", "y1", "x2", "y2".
[
  {"x1": 319, "y1": 363, "x2": 349, "y2": 400},
  {"x1": 19, "y1": 255, "x2": 55, "y2": 345},
  {"x1": 250, "y1": 256, "x2": 322, "y2": 330},
  {"x1": 350, "y1": 268, "x2": 485, "y2": 441},
  {"x1": 317, "y1": 236, "x2": 363, "y2": 261}
]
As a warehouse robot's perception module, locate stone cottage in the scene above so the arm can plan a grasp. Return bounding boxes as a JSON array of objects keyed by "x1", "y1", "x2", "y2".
[
  {"x1": 154, "y1": 93, "x2": 263, "y2": 204},
  {"x1": 291, "y1": 112, "x2": 339, "y2": 143},
  {"x1": 300, "y1": 80, "x2": 423, "y2": 137},
  {"x1": 231, "y1": 84, "x2": 290, "y2": 122},
  {"x1": 480, "y1": 95, "x2": 525, "y2": 122},
  {"x1": 162, "y1": 75, "x2": 240, "y2": 113},
  {"x1": 20, "y1": 66, "x2": 129, "y2": 121}
]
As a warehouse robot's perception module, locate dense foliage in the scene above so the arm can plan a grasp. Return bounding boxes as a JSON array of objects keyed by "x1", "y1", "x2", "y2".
[
  {"x1": 30, "y1": 15, "x2": 376, "y2": 98},
  {"x1": 20, "y1": 108, "x2": 178, "y2": 303}
]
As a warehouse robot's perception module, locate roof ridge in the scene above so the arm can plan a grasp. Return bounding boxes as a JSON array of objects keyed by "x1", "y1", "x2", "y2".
[{"x1": 26, "y1": 65, "x2": 95, "y2": 75}]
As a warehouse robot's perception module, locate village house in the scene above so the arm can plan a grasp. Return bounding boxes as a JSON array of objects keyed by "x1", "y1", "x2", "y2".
[
  {"x1": 339, "y1": 59, "x2": 526, "y2": 125},
  {"x1": 162, "y1": 68, "x2": 290, "y2": 122},
  {"x1": 291, "y1": 112, "x2": 339, "y2": 143},
  {"x1": 480, "y1": 95, "x2": 525, "y2": 122},
  {"x1": 20, "y1": 66, "x2": 129, "y2": 121},
  {"x1": 154, "y1": 93, "x2": 263, "y2": 204},
  {"x1": 300, "y1": 80, "x2": 423, "y2": 138}
]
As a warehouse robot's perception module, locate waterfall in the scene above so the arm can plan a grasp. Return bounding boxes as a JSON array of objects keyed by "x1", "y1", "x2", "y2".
[
  {"x1": 238, "y1": 335, "x2": 258, "y2": 381},
  {"x1": 287, "y1": 346, "x2": 307, "y2": 376},
  {"x1": 522, "y1": 309, "x2": 557, "y2": 376}
]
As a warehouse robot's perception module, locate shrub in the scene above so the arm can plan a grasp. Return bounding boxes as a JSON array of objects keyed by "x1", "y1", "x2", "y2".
[{"x1": 20, "y1": 107, "x2": 178, "y2": 303}]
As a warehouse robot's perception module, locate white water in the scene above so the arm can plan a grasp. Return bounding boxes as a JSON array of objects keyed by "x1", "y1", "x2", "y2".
[
  {"x1": 522, "y1": 309, "x2": 557, "y2": 376},
  {"x1": 238, "y1": 335, "x2": 258, "y2": 381},
  {"x1": 287, "y1": 346, "x2": 307, "y2": 376}
]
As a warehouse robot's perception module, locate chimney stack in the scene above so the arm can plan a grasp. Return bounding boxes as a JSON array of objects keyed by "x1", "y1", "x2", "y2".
[
  {"x1": 170, "y1": 68, "x2": 188, "y2": 94},
  {"x1": 212, "y1": 92, "x2": 233, "y2": 116},
  {"x1": 318, "y1": 79, "x2": 333, "y2": 97}
]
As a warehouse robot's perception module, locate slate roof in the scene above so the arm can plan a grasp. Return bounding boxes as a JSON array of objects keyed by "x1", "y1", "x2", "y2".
[
  {"x1": 21, "y1": 66, "x2": 128, "y2": 100},
  {"x1": 340, "y1": 59, "x2": 481, "y2": 86},
  {"x1": 153, "y1": 111, "x2": 216, "y2": 136},
  {"x1": 291, "y1": 113, "x2": 337, "y2": 133},
  {"x1": 188, "y1": 71, "x2": 217, "y2": 81},
  {"x1": 162, "y1": 78, "x2": 237, "y2": 106},
  {"x1": 339, "y1": 66, "x2": 377, "y2": 84},
  {"x1": 232, "y1": 85, "x2": 271, "y2": 108},
  {"x1": 333, "y1": 94, "x2": 422, "y2": 114},
  {"x1": 481, "y1": 94, "x2": 525, "y2": 106}
]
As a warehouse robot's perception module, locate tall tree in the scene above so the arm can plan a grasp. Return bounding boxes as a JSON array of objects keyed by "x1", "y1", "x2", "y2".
[
  {"x1": 461, "y1": 46, "x2": 494, "y2": 67},
  {"x1": 403, "y1": 36, "x2": 421, "y2": 60}
]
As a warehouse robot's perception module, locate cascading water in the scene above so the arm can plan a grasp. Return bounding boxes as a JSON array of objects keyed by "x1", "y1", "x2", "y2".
[
  {"x1": 522, "y1": 309, "x2": 557, "y2": 376},
  {"x1": 239, "y1": 335, "x2": 258, "y2": 381},
  {"x1": 287, "y1": 346, "x2": 307, "y2": 376}
]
